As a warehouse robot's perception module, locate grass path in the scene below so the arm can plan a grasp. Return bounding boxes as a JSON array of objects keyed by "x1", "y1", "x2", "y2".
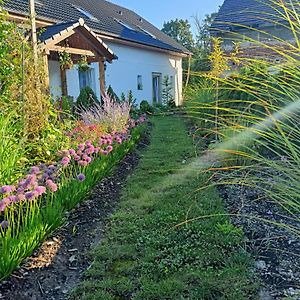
[{"x1": 72, "y1": 115, "x2": 256, "y2": 300}]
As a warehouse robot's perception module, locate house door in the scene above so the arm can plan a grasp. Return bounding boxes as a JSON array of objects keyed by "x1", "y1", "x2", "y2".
[{"x1": 152, "y1": 73, "x2": 162, "y2": 104}]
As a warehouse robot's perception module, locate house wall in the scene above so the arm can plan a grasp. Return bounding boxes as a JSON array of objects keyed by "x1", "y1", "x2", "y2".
[
  {"x1": 48, "y1": 60, "x2": 62, "y2": 99},
  {"x1": 48, "y1": 44, "x2": 183, "y2": 106},
  {"x1": 104, "y1": 42, "x2": 183, "y2": 106}
]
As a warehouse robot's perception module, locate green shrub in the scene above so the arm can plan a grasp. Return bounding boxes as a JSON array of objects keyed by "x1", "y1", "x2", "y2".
[
  {"x1": 140, "y1": 100, "x2": 153, "y2": 114},
  {"x1": 76, "y1": 87, "x2": 98, "y2": 110}
]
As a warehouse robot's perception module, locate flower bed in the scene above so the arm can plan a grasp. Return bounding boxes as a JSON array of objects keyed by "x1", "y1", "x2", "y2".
[{"x1": 0, "y1": 115, "x2": 147, "y2": 281}]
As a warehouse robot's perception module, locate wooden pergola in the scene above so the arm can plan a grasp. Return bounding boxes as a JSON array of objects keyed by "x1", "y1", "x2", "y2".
[{"x1": 38, "y1": 18, "x2": 117, "y2": 96}]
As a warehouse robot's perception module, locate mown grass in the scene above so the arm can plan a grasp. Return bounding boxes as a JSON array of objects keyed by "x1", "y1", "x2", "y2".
[{"x1": 71, "y1": 115, "x2": 257, "y2": 300}]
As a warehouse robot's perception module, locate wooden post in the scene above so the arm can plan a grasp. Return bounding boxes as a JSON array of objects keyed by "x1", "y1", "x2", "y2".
[
  {"x1": 29, "y1": 0, "x2": 38, "y2": 65},
  {"x1": 99, "y1": 58, "x2": 106, "y2": 96},
  {"x1": 60, "y1": 68, "x2": 68, "y2": 96},
  {"x1": 43, "y1": 53, "x2": 50, "y2": 92}
]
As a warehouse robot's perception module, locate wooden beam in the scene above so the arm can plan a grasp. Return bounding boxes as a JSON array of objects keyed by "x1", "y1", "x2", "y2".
[
  {"x1": 45, "y1": 45, "x2": 95, "y2": 56},
  {"x1": 8, "y1": 12, "x2": 55, "y2": 27},
  {"x1": 41, "y1": 28, "x2": 76, "y2": 49},
  {"x1": 60, "y1": 68, "x2": 68, "y2": 96},
  {"x1": 99, "y1": 58, "x2": 106, "y2": 96}
]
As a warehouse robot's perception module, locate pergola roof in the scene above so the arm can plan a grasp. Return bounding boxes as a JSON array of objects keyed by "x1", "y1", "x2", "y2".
[{"x1": 39, "y1": 18, "x2": 117, "y2": 62}]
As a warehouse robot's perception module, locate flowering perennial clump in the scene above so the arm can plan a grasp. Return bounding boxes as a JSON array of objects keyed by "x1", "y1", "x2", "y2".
[{"x1": 0, "y1": 116, "x2": 147, "y2": 215}]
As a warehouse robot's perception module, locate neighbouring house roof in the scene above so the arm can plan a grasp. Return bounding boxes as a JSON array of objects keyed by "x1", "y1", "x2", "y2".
[
  {"x1": 3, "y1": 0, "x2": 191, "y2": 56},
  {"x1": 39, "y1": 18, "x2": 117, "y2": 62},
  {"x1": 211, "y1": 0, "x2": 298, "y2": 33}
]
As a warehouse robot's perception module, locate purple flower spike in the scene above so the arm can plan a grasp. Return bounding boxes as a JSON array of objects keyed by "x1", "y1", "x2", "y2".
[
  {"x1": 77, "y1": 173, "x2": 86, "y2": 182},
  {"x1": 0, "y1": 220, "x2": 9, "y2": 230}
]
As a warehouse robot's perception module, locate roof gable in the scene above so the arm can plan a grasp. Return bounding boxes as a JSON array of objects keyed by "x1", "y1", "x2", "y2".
[
  {"x1": 3, "y1": 0, "x2": 191, "y2": 55},
  {"x1": 39, "y1": 18, "x2": 117, "y2": 62}
]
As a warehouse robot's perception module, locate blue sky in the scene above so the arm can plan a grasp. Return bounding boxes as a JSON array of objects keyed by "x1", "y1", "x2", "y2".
[{"x1": 110, "y1": 0, "x2": 224, "y2": 34}]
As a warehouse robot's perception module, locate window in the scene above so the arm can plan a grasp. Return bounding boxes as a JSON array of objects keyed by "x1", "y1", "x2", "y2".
[
  {"x1": 152, "y1": 73, "x2": 162, "y2": 104},
  {"x1": 74, "y1": 6, "x2": 98, "y2": 22},
  {"x1": 137, "y1": 75, "x2": 143, "y2": 90},
  {"x1": 78, "y1": 69, "x2": 96, "y2": 92}
]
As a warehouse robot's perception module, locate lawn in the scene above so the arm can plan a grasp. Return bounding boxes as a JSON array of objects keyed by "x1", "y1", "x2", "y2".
[{"x1": 72, "y1": 115, "x2": 257, "y2": 300}]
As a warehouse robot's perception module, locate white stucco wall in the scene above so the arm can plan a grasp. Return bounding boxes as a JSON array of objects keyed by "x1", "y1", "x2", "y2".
[
  {"x1": 48, "y1": 60, "x2": 62, "y2": 99},
  {"x1": 105, "y1": 42, "x2": 183, "y2": 106},
  {"x1": 48, "y1": 43, "x2": 183, "y2": 106}
]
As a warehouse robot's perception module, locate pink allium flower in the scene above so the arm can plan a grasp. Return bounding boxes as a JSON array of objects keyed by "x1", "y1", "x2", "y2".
[
  {"x1": 0, "y1": 198, "x2": 10, "y2": 212},
  {"x1": 61, "y1": 156, "x2": 70, "y2": 167},
  {"x1": 107, "y1": 145, "x2": 113, "y2": 153},
  {"x1": 46, "y1": 180, "x2": 58, "y2": 192},
  {"x1": 74, "y1": 155, "x2": 81, "y2": 161},
  {"x1": 8, "y1": 195, "x2": 18, "y2": 203},
  {"x1": 25, "y1": 191, "x2": 38, "y2": 201},
  {"x1": 35, "y1": 186, "x2": 46, "y2": 196},
  {"x1": 78, "y1": 144, "x2": 85, "y2": 151},
  {"x1": 0, "y1": 185, "x2": 15, "y2": 195},
  {"x1": 77, "y1": 173, "x2": 86, "y2": 182},
  {"x1": 85, "y1": 157, "x2": 92, "y2": 164},
  {"x1": 85, "y1": 140, "x2": 92, "y2": 147},
  {"x1": 94, "y1": 147, "x2": 100, "y2": 154},
  {"x1": 85, "y1": 146, "x2": 95, "y2": 155},
  {"x1": 101, "y1": 149, "x2": 109, "y2": 156},
  {"x1": 30, "y1": 166, "x2": 40, "y2": 175},
  {"x1": 17, "y1": 194, "x2": 26, "y2": 202},
  {"x1": 69, "y1": 149, "x2": 76, "y2": 156},
  {"x1": 78, "y1": 160, "x2": 88, "y2": 167},
  {"x1": 77, "y1": 150, "x2": 83, "y2": 156},
  {"x1": 82, "y1": 154, "x2": 89, "y2": 161}
]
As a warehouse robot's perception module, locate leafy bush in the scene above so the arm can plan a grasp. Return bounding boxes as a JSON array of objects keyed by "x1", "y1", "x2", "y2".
[
  {"x1": 140, "y1": 100, "x2": 154, "y2": 114},
  {"x1": 76, "y1": 87, "x2": 98, "y2": 110}
]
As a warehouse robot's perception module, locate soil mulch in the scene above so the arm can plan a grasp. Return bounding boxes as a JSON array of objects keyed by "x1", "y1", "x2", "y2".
[
  {"x1": 219, "y1": 184, "x2": 300, "y2": 300},
  {"x1": 0, "y1": 138, "x2": 149, "y2": 300}
]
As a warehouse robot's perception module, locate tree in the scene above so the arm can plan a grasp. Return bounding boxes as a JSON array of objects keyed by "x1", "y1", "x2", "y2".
[
  {"x1": 162, "y1": 19, "x2": 194, "y2": 51},
  {"x1": 191, "y1": 13, "x2": 218, "y2": 73},
  {"x1": 161, "y1": 75, "x2": 174, "y2": 106}
]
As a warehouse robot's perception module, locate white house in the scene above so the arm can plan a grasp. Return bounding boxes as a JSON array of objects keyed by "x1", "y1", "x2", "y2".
[{"x1": 4, "y1": 0, "x2": 191, "y2": 106}]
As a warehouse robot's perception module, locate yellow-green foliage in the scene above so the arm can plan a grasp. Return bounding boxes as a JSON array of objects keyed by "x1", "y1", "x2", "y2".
[{"x1": 186, "y1": 0, "x2": 300, "y2": 230}]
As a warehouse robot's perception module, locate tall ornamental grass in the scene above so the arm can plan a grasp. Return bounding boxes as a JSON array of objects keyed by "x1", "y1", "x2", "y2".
[{"x1": 185, "y1": 0, "x2": 300, "y2": 234}]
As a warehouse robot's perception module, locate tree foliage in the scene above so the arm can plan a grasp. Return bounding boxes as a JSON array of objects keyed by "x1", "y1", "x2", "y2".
[
  {"x1": 161, "y1": 13, "x2": 217, "y2": 77},
  {"x1": 162, "y1": 19, "x2": 194, "y2": 51}
]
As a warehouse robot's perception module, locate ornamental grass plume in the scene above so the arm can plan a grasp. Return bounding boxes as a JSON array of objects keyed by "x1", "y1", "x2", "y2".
[{"x1": 79, "y1": 93, "x2": 131, "y2": 132}]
